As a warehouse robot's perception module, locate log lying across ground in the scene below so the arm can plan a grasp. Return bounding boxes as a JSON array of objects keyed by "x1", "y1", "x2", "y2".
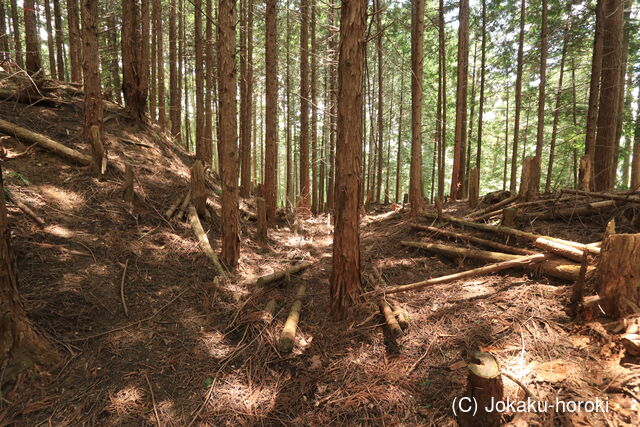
[
  {"x1": 468, "y1": 195, "x2": 586, "y2": 221},
  {"x1": 373, "y1": 253, "x2": 550, "y2": 295},
  {"x1": 424, "y1": 212, "x2": 601, "y2": 255},
  {"x1": 379, "y1": 298, "x2": 403, "y2": 337},
  {"x1": 0, "y1": 118, "x2": 91, "y2": 165},
  {"x1": 278, "y1": 284, "x2": 306, "y2": 353},
  {"x1": 466, "y1": 194, "x2": 518, "y2": 219},
  {"x1": 562, "y1": 188, "x2": 640, "y2": 203},
  {"x1": 412, "y1": 224, "x2": 536, "y2": 256},
  {"x1": 256, "y1": 261, "x2": 312, "y2": 286},
  {"x1": 519, "y1": 199, "x2": 615, "y2": 220},
  {"x1": 0, "y1": 88, "x2": 63, "y2": 107},
  {"x1": 401, "y1": 241, "x2": 592, "y2": 281},
  {"x1": 188, "y1": 204, "x2": 227, "y2": 277}
]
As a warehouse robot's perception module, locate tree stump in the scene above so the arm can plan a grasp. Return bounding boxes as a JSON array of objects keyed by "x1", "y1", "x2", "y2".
[
  {"x1": 468, "y1": 167, "x2": 480, "y2": 208},
  {"x1": 518, "y1": 156, "x2": 538, "y2": 202},
  {"x1": 122, "y1": 163, "x2": 134, "y2": 213},
  {"x1": 596, "y1": 233, "x2": 640, "y2": 318},
  {"x1": 257, "y1": 197, "x2": 268, "y2": 241},
  {"x1": 579, "y1": 155, "x2": 592, "y2": 191},
  {"x1": 190, "y1": 160, "x2": 207, "y2": 218},
  {"x1": 458, "y1": 351, "x2": 504, "y2": 427},
  {"x1": 89, "y1": 124, "x2": 106, "y2": 175}
]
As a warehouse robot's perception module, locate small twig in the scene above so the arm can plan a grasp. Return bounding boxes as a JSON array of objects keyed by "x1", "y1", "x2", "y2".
[
  {"x1": 408, "y1": 338, "x2": 435, "y2": 374},
  {"x1": 502, "y1": 371, "x2": 537, "y2": 400},
  {"x1": 120, "y1": 259, "x2": 130, "y2": 317},
  {"x1": 144, "y1": 374, "x2": 162, "y2": 426}
]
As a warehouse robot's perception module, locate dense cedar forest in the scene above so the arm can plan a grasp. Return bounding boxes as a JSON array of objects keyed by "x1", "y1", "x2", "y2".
[{"x1": 1, "y1": 0, "x2": 640, "y2": 424}]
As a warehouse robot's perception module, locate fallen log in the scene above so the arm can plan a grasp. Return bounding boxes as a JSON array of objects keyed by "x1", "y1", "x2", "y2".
[
  {"x1": 468, "y1": 195, "x2": 587, "y2": 221},
  {"x1": 175, "y1": 189, "x2": 192, "y2": 220},
  {"x1": 372, "y1": 253, "x2": 550, "y2": 295},
  {"x1": 424, "y1": 212, "x2": 601, "y2": 255},
  {"x1": 262, "y1": 299, "x2": 278, "y2": 322},
  {"x1": 411, "y1": 224, "x2": 536, "y2": 256},
  {"x1": 562, "y1": 188, "x2": 640, "y2": 204},
  {"x1": 519, "y1": 199, "x2": 615, "y2": 220},
  {"x1": 401, "y1": 241, "x2": 590, "y2": 281},
  {"x1": 188, "y1": 204, "x2": 227, "y2": 277},
  {"x1": 466, "y1": 194, "x2": 518, "y2": 218},
  {"x1": 256, "y1": 261, "x2": 312, "y2": 286},
  {"x1": 379, "y1": 298, "x2": 403, "y2": 337},
  {"x1": 532, "y1": 237, "x2": 584, "y2": 262},
  {"x1": 0, "y1": 118, "x2": 91, "y2": 165},
  {"x1": 277, "y1": 284, "x2": 306, "y2": 353},
  {"x1": 164, "y1": 192, "x2": 185, "y2": 218}
]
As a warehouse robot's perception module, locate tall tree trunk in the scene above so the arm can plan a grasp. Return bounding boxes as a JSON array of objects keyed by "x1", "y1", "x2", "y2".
[
  {"x1": 593, "y1": 0, "x2": 624, "y2": 191},
  {"x1": 23, "y1": 0, "x2": 42, "y2": 75},
  {"x1": 107, "y1": 14, "x2": 122, "y2": 104},
  {"x1": 122, "y1": 0, "x2": 146, "y2": 121},
  {"x1": 0, "y1": 165, "x2": 55, "y2": 388},
  {"x1": 475, "y1": 0, "x2": 486, "y2": 176},
  {"x1": 194, "y1": 0, "x2": 206, "y2": 164},
  {"x1": 169, "y1": 0, "x2": 181, "y2": 141},
  {"x1": 217, "y1": 0, "x2": 240, "y2": 268},
  {"x1": 239, "y1": 0, "x2": 253, "y2": 196},
  {"x1": 583, "y1": 0, "x2": 604, "y2": 189},
  {"x1": 395, "y1": 67, "x2": 404, "y2": 203},
  {"x1": 66, "y1": 0, "x2": 82, "y2": 82},
  {"x1": 465, "y1": 41, "x2": 477, "y2": 198},
  {"x1": 510, "y1": 0, "x2": 525, "y2": 193},
  {"x1": 503, "y1": 75, "x2": 509, "y2": 191},
  {"x1": 204, "y1": 0, "x2": 214, "y2": 166},
  {"x1": 311, "y1": 0, "x2": 319, "y2": 213},
  {"x1": 532, "y1": 0, "x2": 548, "y2": 195},
  {"x1": 264, "y1": 0, "x2": 278, "y2": 222},
  {"x1": 299, "y1": 0, "x2": 311, "y2": 214},
  {"x1": 82, "y1": 0, "x2": 105, "y2": 175},
  {"x1": 9, "y1": 0, "x2": 23, "y2": 68},
  {"x1": 545, "y1": 18, "x2": 570, "y2": 193},
  {"x1": 331, "y1": 0, "x2": 365, "y2": 316},
  {"x1": 409, "y1": 0, "x2": 424, "y2": 214},
  {"x1": 285, "y1": 5, "x2": 293, "y2": 209},
  {"x1": 149, "y1": 1, "x2": 157, "y2": 122},
  {"x1": 0, "y1": 2, "x2": 8, "y2": 62},
  {"x1": 438, "y1": 0, "x2": 447, "y2": 201},
  {"x1": 610, "y1": 1, "x2": 630, "y2": 187},
  {"x1": 451, "y1": 0, "x2": 469, "y2": 200},
  {"x1": 44, "y1": 0, "x2": 57, "y2": 77},
  {"x1": 53, "y1": 0, "x2": 65, "y2": 80},
  {"x1": 375, "y1": 0, "x2": 384, "y2": 204},
  {"x1": 155, "y1": 0, "x2": 166, "y2": 130},
  {"x1": 327, "y1": 3, "x2": 337, "y2": 212}
]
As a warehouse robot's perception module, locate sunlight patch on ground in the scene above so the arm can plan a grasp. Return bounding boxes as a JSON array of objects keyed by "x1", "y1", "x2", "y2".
[
  {"x1": 198, "y1": 330, "x2": 235, "y2": 359},
  {"x1": 38, "y1": 184, "x2": 84, "y2": 211},
  {"x1": 45, "y1": 224, "x2": 76, "y2": 238},
  {"x1": 205, "y1": 374, "x2": 278, "y2": 417},
  {"x1": 106, "y1": 385, "x2": 145, "y2": 419}
]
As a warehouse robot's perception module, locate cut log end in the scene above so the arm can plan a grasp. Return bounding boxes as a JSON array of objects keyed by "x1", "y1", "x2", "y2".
[{"x1": 459, "y1": 351, "x2": 504, "y2": 427}]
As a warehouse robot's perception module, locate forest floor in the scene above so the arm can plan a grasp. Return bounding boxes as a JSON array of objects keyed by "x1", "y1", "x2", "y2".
[{"x1": 1, "y1": 79, "x2": 640, "y2": 426}]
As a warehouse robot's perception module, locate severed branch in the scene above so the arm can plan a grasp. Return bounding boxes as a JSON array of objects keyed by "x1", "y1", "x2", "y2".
[
  {"x1": 188, "y1": 204, "x2": 227, "y2": 278},
  {"x1": 256, "y1": 261, "x2": 312, "y2": 286}
]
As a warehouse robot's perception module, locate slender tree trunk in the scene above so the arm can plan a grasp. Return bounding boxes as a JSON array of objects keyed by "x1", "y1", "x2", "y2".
[
  {"x1": 44, "y1": 0, "x2": 57, "y2": 77},
  {"x1": 66, "y1": 0, "x2": 82, "y2": 82},
  {"x1": 331, "y1": 0, "x2": 365, "y2": 316},
  {"x1": 451, "y1": 0, "x2": 469, "y2": 200},
  {"x1": 53, "y1": 0, "x2": 65, "y2": 80},
  {"x1": 23, "y1": 0, "x2": 42, "y2": 75},
  {"x1": 632, "y1": 76, "x2": 640, "y2": 190},
  {"x1": 409, "y1": 0, "x2": 425, "y2": 214},
  {"x1": 395, "y1": 67, "x2": 404, "y2": 203},
  {"x1": 149, "y1": 1, "x2": 157, "y2": 122},
  {"x1": 610, "y1": 1, "x2": 630, "y2": 187},
  {"x1": 465, "y1": 41, "x2": 477, "y2": 198},
  {"x1": 239, "y1": 0, "x2": 252, "y2": 196},
  {"x1": 217, "y1": 0, "x2": 240, "y2": 268},
  {"x1": 593, "y1": 0, "x2": 624, "y2": 191},
  {"x1": 375, "y1": 0, "x2": 384, "y2": 204},
  {"x1": 285, "y1": 5, "x2": 293, "y2": 209},
  {"x1": 169, "y1": 0, "x2": 181, "y2": 141},
  {"x1": 438, "y1": 0, "x2": 447, "y2": 201},
  {"x1": 9, "y1": 0, "x2": 23, "y2": 68},
  {"x1": 0, "y1": 2, "x2": 8, "y2": 61},
  {"x1": 510, "y1": 0, "x2": 525, "y2": 193},
  {"x1": 532, "y1": 0, "x2": 548, "y2": 195},
  {"x1": 311, "y1": 0, "x2": 319, "y2": 213},
  {"x1": 583, "y1": 0, "x2": 604, "y2": 189},
  {"x1": 81, "y1": 0, "x2": 105, "y2": 176},
  {"x1": 545, "y1": 19, "x2": 570, "y2": 193},
  {"x1": 475, "y1": 0, "x2": 486, "y2": 177},
  {"x1": 264, "y1": 0, "x2": 278, "y2": 222},
  {"x1": 503, "y1": 77, "x2": 509, "y2": 191},
  {"x1": 155, "y1": 0, "x2": 166, "y2": 130},
  {"x1": 299, "y1": 0, "x2": 311, "y2": 214},
  {"x1": 194, "y1": 0, "x2": 206, "y2": 163},
  {"x1": 107, "y1": 15, "x2": 122, "y2": 104},
  {"x1": 204, "y1": 0, "x2": 214, "y2": 165}
]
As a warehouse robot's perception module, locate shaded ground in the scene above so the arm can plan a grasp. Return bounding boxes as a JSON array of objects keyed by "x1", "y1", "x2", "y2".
[{"x1": 1, "y1": 82, "x2": 640, "y2": 426}]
